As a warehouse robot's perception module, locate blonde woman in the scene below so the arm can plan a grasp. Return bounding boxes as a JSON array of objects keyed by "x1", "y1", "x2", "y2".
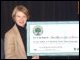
[{"x1": 4, "y1": 5, "x2": 39, "y2": 59}]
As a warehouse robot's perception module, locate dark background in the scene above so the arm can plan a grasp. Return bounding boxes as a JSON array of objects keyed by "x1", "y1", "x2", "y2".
[{"x1": 1, "y1": 1, "x2": 79, "y2": 59}]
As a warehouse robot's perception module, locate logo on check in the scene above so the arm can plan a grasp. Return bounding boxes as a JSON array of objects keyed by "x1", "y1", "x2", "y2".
[{"x1": 33, "y1": 26, "x2": 43, "y2": 36}]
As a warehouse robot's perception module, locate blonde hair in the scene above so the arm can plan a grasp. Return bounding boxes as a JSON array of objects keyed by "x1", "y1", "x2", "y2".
[{"x1": 12, "y1": 5, "x2": 30, "y2": 20}]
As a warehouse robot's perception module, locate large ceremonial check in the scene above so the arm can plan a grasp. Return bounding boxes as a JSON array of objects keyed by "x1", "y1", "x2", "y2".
[{"x1": 27, "y1": 21, "x2": 79, "y2": 56}]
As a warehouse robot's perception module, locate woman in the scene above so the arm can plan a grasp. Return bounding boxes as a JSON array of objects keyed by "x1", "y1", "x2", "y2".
[{"x1": 4, "y1": 5, "x2": 39, "y2": 59}]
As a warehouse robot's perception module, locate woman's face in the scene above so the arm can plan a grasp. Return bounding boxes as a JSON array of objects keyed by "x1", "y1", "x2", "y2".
[{"x1": 14, "y1": 11, "x2": 27, "y2": 27}]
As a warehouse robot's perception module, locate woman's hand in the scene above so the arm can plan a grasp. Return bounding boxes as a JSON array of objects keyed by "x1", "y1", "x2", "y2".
[{"x1": 32, "y1": 56, "x2": 39, "y2": 59}]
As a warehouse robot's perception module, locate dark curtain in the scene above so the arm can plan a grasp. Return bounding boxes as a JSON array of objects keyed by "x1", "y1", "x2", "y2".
[{"x1": 1, "y1": 1, "x2": 79, "y2": 38}]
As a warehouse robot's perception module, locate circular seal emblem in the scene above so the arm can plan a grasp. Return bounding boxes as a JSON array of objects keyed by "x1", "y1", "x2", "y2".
[{"x1": 33, "y1": 26, "x2": 43, "y2": 36}]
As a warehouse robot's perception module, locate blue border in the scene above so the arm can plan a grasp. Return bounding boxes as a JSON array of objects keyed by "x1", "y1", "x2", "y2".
[{"x1": 26, "y1": 21, "x2": 79, "y2": 56}]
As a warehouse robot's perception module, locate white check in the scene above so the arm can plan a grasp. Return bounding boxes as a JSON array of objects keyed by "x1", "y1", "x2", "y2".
[{"x1": 27, "y1": 21, "x2": 79, "y2": 56}]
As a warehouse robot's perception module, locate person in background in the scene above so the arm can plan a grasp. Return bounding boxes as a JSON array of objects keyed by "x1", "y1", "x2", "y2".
[{"x1": 4, "y1": 5, "x2": 39, "y2": 59}]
